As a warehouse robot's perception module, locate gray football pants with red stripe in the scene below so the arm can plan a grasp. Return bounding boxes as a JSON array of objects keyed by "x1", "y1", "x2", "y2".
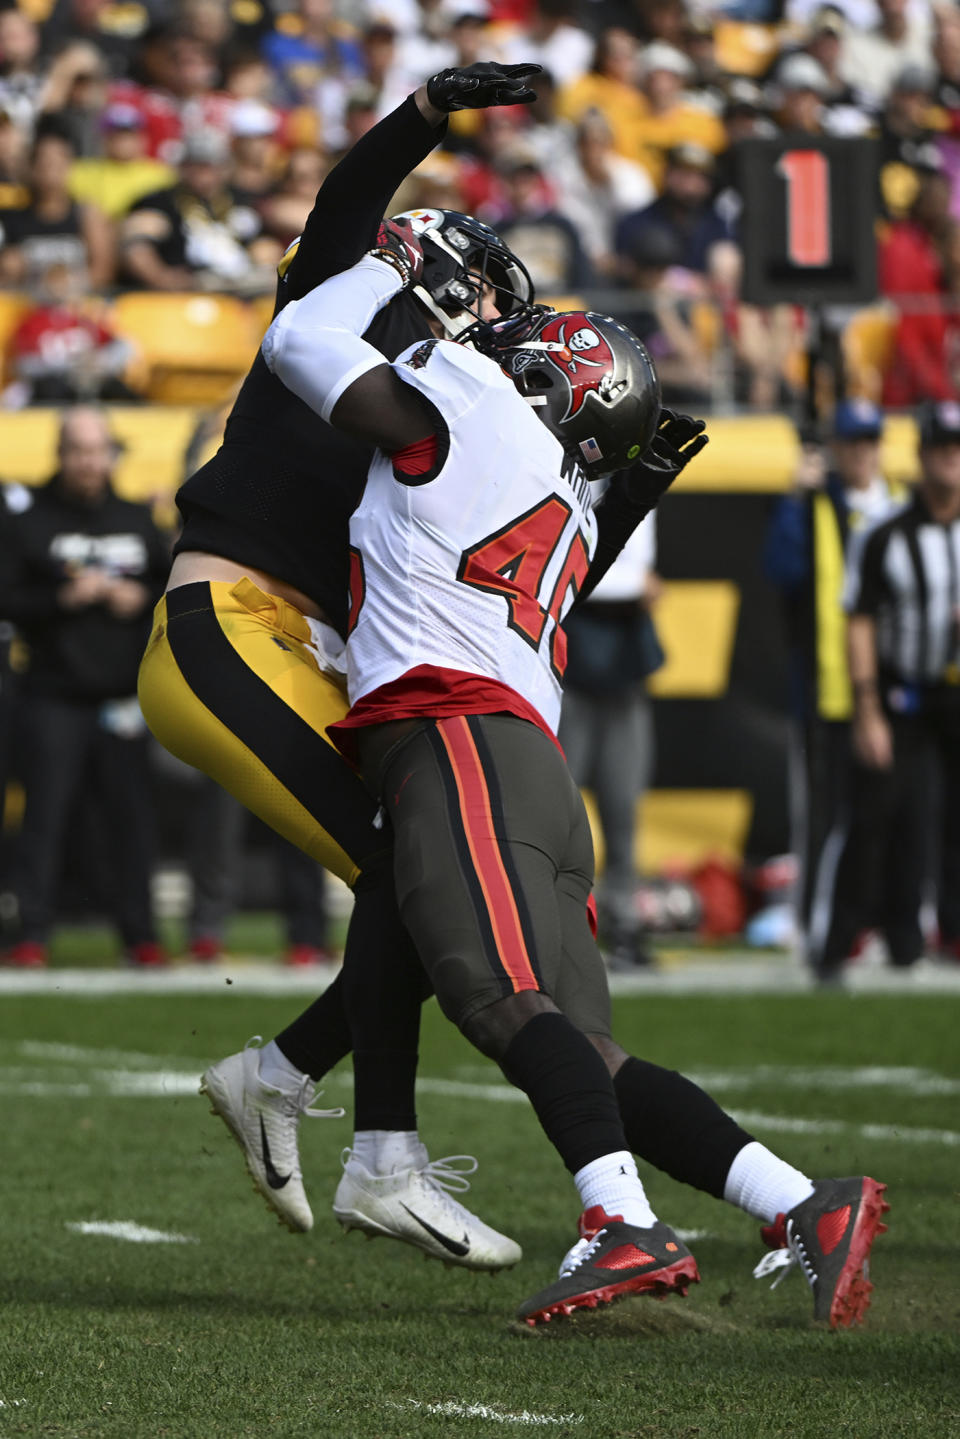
[{"x1": 367, "y1": 711, "x2": 612, "y2": 1037}]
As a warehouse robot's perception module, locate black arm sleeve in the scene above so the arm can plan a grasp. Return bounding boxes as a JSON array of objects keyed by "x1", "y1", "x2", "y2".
[
  {"x1": 574, "y1": 471, "x2": 649, "y2": 607},
  {"x1": 281, "y1": 95, "x2": 446, "y2": 304}
]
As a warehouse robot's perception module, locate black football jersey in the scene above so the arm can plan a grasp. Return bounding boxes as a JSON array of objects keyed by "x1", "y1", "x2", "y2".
[{"x1": 174, "y1": 96, "x2": 443, "y2": 637}]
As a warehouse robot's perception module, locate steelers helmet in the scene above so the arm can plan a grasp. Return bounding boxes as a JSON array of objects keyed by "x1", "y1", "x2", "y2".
[{"x1": 390, "y1": 207, "x2": 535, "y2": 337}]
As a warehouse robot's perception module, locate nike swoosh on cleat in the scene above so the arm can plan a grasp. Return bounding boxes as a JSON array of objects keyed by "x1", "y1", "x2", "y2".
[
  {"x1": 400, "y1": 1203, "x2": 470, "y2": 1256},
  {"x1": 259, "y1": 1117, "x2": 292, "y2": 1190}
]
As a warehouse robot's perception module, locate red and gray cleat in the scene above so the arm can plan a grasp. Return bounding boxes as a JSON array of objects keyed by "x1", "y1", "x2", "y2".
[
  {"x1": 516, "y1": 1207, "x2": 699, "y2": 1327},
  {"x1": 754, "y1": 1176, "x2": 889, "y2": 1328}
]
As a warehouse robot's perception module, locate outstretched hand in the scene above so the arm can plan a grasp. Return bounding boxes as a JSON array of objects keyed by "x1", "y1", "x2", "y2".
[
  {"x1": 366, "y1": 218, "x2": 424, "y2": 287},
  {"x1": 426, "y1": 62, "x2": 542, "y2": 113},
  {"x1": 623, "y1": 409, "x2": 709, "y2": 511}
]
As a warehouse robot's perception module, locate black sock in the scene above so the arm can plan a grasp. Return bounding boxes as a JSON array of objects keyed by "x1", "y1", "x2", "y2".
[
  {"x1": 274, "y1": 972, "x2": 351, "y2": 1081},
  {"x1": 614, "y1": 1055, "x2": 754, "y2": 1199},
  {"x1": 342, "y1": 862, "x2": 427, "y2": 1132},
  {"x1": 500, "y1": 1011, "x2": 626, "y2": 1175}
]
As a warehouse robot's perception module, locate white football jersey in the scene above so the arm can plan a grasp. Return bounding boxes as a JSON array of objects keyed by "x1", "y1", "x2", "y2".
[{"x1": 346, "y1": 338, "x2": 598, "y2": 735}]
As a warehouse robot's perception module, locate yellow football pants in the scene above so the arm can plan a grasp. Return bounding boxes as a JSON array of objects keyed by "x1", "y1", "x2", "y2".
[{"x1": 138, "y1": 578, "x2": 384, "y2": 888}]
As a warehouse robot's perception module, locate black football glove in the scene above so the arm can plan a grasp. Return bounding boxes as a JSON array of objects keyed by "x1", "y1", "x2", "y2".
[
  {"x1": 426, "y1": 62, "x2": 542, "y2": 113},
  {"x1": 623, "y1": 409, "x2": 709, "y2": 511},
  {"x1": 366, "y1": 217, "x2": 424, "y2": 287}
]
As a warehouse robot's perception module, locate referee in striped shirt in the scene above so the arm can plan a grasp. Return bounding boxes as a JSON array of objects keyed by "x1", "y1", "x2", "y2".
[{"x1": 811, "y1": 399, "x2": 960, "y2": 980}]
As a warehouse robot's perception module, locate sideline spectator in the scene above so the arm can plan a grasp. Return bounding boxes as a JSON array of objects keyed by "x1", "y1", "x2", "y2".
[
  {"x1": 840, "y1": 0, "x2": 934, "y2": 112},
  {"x1": 258, "y1": 145, "x2": 326, "y2": 249},
  {"x1": 554, "y1": 107, "x2": 655, "y2": 276},
  {"x1": 494, "y1": 146, "x2": 593, "y2": 292},
  {"x1": 769, "y1": 53, "x2": 831, "y2": 137},
  {"x1": 119, "y1": 129, "x2": 274, "y2": 292},
  {"x1": 555, "y1": 27, "x2": 646, "y2": 159},
  {"x1": 228, "y1": 99, "x2": 283, "y2": 205},
  {"x1": 68, "y1": 102, "x2": 175, "y2": 220},
  {"x1": 4, "y1": 261, "x2": 139, "y2": 406},
  {"x1": 632, "y1": 41, "x2": 726, "y2": 187},
  {"x1": 615, "y1": 223, "x2": 714, "y2": 407},
  {"x1": 706, "y1": 240, "x2": 807, "y2": 411},
  {"x1": 261, "y1": 0, "x2": 363, "y2": 111},
  {"x1": 504, "y1": 0, "x2": 593, "y2": 86},
  {"x1": 811, "y1": 401, "x2": 960, "y2": 979},
  {"x1": 615, "y1": 142, "x2": 732, "y2": 277},
  {"x1": 0, "y1": 407, "x2": 169, "y2": 969},
  {"x1": 37, "y1": 41, "x2": 110, "y2": 157},
  {"x1": 0, "y1": 8, "x2": 45, "y2": 135},
  {"x1": 559, "y1": 512, "x2": 663, "y2": 971},
  {"x1": 878, "y1": 64, "x2": 943, "y2": 220},
  {"x1": 800, "y1": 7, "x2": 872, "y2": 135},
  {"x1": 40, "y1": 0, "x2": 153, "y2": 81},
  {"x1": 521, "y1": 66, "x2": 577, "y2": 176},
  {"x1": 878, "y1": 167, "x2": 956, "y2": 406},
  {"x1": 0, "y1": 102, "x2": 29, "y2": 207},
  {"x1": 0, "y1": 120, "x2": 115, "y2": 290},
  {"x1": 108, "y1": 27, "x2": 235, "y2": 165},
  {"x1": 763, "y1": 400, "x2": 906, "y2": 940}
]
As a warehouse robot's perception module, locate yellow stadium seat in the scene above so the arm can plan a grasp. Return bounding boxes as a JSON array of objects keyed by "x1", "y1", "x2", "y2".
[
  {"x1": 109, "y1": 292, "x2": 262, "y2": 405},
  {"x1": 0, "y1": 291, "x2": 32, "y2": 385},
  {"x1": 713, "y1": 20, "x2": 780, "y2": 77},
  {"x1": 842, "y1": 306, "x2": 897, "y2": 402}
]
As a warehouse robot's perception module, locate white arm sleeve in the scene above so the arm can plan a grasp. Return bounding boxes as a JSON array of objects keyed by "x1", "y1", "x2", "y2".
[{"x1": 261, "y1": 255, "x2": 404, "y2": 422}]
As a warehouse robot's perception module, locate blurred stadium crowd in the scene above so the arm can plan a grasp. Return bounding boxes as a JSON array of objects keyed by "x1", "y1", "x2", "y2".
[
  {"x1": 0, "y1": 0, "x2": 959, "y2": 407},
  {"x1": 3, "y1": 0, "x2": 960, "y2": 972}
]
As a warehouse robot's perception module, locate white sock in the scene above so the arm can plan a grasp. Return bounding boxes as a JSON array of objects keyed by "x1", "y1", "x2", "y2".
[
  {"x1": 723, "y1": 1141, "x2": 815, "y2": 1222},
  {"x1": 352, "y1": 1129, "x2": 426, "y2": 1175},
  {"x1": 258, "y1": 1039, "x2": 307, "y2": 1091},
  {"x1": 574, "y1": 1151, "x2": 657, "y2": 1229}
]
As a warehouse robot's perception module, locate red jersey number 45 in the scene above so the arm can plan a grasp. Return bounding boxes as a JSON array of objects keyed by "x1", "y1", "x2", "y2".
[{"x1": 457, "y1": 496, "x2": 590, "y2": 679}]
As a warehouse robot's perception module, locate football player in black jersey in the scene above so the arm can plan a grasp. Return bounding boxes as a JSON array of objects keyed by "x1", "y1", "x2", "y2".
[{"x1": 138, "y1": 67, "x2": 542, "y2": 1268}]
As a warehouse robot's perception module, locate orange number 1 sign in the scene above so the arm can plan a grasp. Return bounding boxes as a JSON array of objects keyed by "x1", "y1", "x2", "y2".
[{"x1": 777, "y1": 149, "x2": 831, "y2": 268}]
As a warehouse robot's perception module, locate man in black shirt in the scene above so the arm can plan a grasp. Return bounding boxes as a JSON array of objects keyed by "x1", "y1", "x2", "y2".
[
  {"x1": 120, "y1": 129, "x2": 270, "y2": 293},
  {"x1": 0, "y1": 407, "x2": 170, "y2": 967},
  {"x1": 812, "y1": 400, "x2": 960, "y2": 979}
]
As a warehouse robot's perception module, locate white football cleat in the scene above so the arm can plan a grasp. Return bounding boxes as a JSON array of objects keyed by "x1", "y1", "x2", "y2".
[
  {"x1": 201, "y1": 1036, "x2": 343, "y2": 1233},
  {"x1": 333, "y1": 1150, "x2": 522, "y2": 1271}
]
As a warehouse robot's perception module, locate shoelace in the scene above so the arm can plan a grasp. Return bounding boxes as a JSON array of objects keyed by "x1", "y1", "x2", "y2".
[
  {"x1": 558, "y1": 1231, "x2": 606, "y2": 1278},
  {"x1": 287, "y1": 1073, "x2": 344, "y2": 1121},
  {"x1": 753, "y1": 1247, "x2": 797, "y2": 1289},
  {"x1": 245, "y1": 1035, "x2": 344, "y2": 1122},
  {"x1": 753, "y1": 1223, "x2": 815, "y2": 1291},
  {"x1": 419, "y1": 1154, "x2": 479, "y2": 1195}
]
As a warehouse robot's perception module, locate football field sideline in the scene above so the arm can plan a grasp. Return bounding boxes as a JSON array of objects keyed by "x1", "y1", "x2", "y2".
[{"x1": 3, "y1": 951, "x2": 960, "y2": 995}]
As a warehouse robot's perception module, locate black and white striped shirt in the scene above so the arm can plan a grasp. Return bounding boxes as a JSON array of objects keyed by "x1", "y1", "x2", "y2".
[{"x1": 845, "y1": 492, "x2": 960, "y2": 684}]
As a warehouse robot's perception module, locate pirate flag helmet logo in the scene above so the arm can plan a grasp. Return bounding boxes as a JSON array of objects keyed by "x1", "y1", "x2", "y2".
[{"x1": 490, "y1": 309, "x2": 662, "y2": 478}]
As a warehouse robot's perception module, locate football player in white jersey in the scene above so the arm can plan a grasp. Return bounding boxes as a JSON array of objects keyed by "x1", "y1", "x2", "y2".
[{"x1": 263, "y1": 222, "x2": 889, "y2": 1328}]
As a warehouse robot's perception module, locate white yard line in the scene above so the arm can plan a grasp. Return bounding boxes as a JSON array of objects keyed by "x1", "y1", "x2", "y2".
[
  {"x1": 66, "y1": 1221, "x2": 198, "y2": 1244},
  {"x1": 2, "y1": 955, "x2": 960, "y2": 995},
  {"x1": 392, "y1": 1400, "x2": 583, "y2": 1426},
  {"x1": 2, "y1": 1058, "x2": 957, "y2": 1147}
]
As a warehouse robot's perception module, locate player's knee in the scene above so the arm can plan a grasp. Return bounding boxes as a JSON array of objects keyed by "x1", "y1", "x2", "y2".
[
  {"x1": 587, "y1": 1032, "x2": 629, "y2": 1077},
  {"x1": 460, "y1": 990, "x2": 558, "y2": 1062}
]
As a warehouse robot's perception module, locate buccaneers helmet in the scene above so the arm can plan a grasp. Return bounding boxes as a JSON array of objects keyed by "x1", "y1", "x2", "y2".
[
  {"x1": 390, "y1": 207, "x2": 535, "y2": 337},
  {"x1": 478, "y1": 308, "x2": 662, "y2": 479}
]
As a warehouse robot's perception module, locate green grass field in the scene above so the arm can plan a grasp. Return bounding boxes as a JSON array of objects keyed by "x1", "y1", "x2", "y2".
[{"x1": 1, "y1": 980, "x2": 959, "y2": 1439}]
